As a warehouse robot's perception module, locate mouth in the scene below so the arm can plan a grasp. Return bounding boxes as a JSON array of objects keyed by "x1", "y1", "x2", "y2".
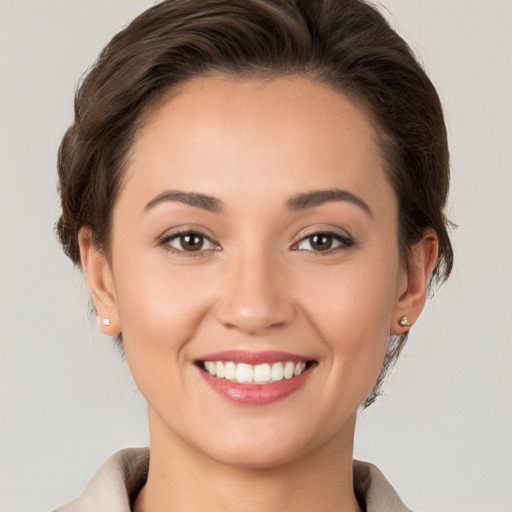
[
  {"x1": 195, "y1": 351, "x2": 317, "y2": 405},
  {"x1": 196, "y1": 359, "x2": 315, "y2": 385}
]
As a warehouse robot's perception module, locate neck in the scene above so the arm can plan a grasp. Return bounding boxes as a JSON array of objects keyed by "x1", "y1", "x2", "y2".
[{"x1": 133, "y1": 411, "x2": 362, "y2": 512}]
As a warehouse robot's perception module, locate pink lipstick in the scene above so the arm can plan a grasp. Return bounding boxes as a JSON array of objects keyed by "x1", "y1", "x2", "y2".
[{"x1": 195, "y1": 350, "x2": 316, "y2": 405}]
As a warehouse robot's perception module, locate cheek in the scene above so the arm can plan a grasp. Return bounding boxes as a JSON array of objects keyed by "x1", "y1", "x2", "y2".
[
  {"x1": 296, "y1": 253, "x2": 399, "y2": 380},
  {"x1": 112, "y1": 252, "x2": 214, "y2": 367},
  {"x1": 301, "y1": 255, "x2": 397, "y2": 330},
  {"x1": 111, "y1": 262, "x2": 217, "y2": 424}
]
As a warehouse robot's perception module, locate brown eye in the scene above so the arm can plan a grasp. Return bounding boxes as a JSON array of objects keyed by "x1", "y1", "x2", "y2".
[
  {"x1": 296, "y1": 232, "x2": 352, "y2": 253},
  {"x1": 309, "y1": 234, "x2": 333, "y2": 251},
  {"x1": 166, "y1": 232, "x2": 215, "y2": 252},
  {"x1": 180, "y1": 233, "x2": 203, "y2": 251}
]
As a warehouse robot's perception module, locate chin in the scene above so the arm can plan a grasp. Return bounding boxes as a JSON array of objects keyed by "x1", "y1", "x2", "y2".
[
  {"x1": 192, "y1": 421, "x2": 329, "y2": 471},
  {"x1": 208, "y1": 441, "x2": 307, "y2": 470}
]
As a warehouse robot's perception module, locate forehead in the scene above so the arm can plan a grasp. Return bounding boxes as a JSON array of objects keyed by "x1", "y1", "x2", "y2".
[{"x1": 123, "y1": 75, "x2": 392, "y2": 214}]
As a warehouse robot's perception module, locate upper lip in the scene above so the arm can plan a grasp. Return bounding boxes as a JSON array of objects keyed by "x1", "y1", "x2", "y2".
[{"x1": 196, "y1": 350, "x2": 312, "y2": 365}]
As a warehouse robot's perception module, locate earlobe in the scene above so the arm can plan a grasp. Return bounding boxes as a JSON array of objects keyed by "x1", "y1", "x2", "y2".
[
  {"x1": 78, "y1": 228, "x2": 120, "y2": 336},
  {"x1": 391, "y1": 229, "x2": 439, "y2": 335}
]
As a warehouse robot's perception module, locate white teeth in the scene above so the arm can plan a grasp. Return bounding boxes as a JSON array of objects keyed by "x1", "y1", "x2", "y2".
[
  {"x1": 203, "y1": 360, "x2": 308, "y2": 384},
  {"x1": 294, "y1": 361, "x2": 306, "y2": 376},
  {"x1": 236, "y1": 363, "x2": 254, "y2": 384},
  {"x1": 206, "y1": 361, "x2": 216, "y2": 375},
  {"x1": 253, "y1": 363, "x2": 271, "y2": 383},
  {"x1": 216, "y1": 361, "x2": 225, "y2": 378},
  {"x1": 271, "y1": 362, "x2": 284, "y2": 382},
  {"x1": 283, "y1": 361, "x2": 295, "y2": 379},
  {"x1": 224, "y1": 361, "x2": 236, "y2": 380}
]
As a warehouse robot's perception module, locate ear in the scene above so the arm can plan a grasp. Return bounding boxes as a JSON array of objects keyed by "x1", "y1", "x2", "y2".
[
  {"x1": 391, "y1": 228, "x2": 439, "y2": 335},
  {"x1": 78, "y1": 228, "x2": 120, "y2": 336}
]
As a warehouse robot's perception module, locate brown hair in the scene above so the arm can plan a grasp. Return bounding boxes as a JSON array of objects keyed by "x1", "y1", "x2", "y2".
[{"x1": 56, "y1": 0, "x2": 453, "y2": 406}]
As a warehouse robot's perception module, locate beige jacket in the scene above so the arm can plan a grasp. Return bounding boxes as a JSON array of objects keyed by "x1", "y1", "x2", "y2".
[{"x1": 55, "y1": 448, "x2": 411, "y2": 511}]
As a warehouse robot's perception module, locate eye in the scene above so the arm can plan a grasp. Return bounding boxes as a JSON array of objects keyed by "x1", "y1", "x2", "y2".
[
  {"x1": 165, "y1": 231, "x2": 216, "y2": 252},
  {"x1": 295, "y1": 232, "x2": 352, "y2": 252}
]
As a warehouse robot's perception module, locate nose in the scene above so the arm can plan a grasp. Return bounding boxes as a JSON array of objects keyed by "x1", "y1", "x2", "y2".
[{"x1": 214, "y1": 247, "x2": 296, "y2": 336}]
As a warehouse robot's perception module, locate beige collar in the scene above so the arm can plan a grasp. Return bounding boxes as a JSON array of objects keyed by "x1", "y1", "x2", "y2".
[{"x1": 56, "y1": 448, "x2": 411, "y2": 512}]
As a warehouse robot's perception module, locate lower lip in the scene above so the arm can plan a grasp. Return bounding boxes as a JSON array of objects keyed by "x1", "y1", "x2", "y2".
[{"x1": 198, "y1": 366, "x2": 314, "y2": 405}]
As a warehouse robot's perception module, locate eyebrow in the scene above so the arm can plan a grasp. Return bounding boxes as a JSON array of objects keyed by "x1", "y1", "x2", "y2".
[
  {"x1": 143, "y1": 188, "x2": 372, "y2": 216},
  {"x1": 287, "y1": 189, "x2": 372, "y2": 216},
  {"x1": 144, "y1": 190, "x2": 223, "y2": 213}
]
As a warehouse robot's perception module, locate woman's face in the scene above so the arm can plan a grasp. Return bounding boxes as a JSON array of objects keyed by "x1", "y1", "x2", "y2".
[{"x1": 98, "y1": 76, "x2": 409, "y2": 467}]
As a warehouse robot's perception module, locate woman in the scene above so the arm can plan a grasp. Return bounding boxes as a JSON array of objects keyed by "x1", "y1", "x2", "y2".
[{"x1": 54, "y1": 0, "x2": 452, "y2": 510}]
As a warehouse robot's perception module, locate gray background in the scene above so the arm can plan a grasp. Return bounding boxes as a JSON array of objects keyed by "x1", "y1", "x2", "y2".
[{"x1": 1, "y1": 1, "x2": 511, "y2": 511}]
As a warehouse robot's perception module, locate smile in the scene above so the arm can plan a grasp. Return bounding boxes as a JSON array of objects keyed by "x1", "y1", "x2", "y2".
[
  {"x1": 195, "y1": 351, "x2": 316, "y2": 405},
  {"x1": 199, "y1": 360, "x2": 308, "y2": 385}
]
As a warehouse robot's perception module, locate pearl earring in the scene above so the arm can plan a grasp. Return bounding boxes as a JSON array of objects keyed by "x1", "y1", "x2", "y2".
[
  {"x1": 103, "y1": 318, "x2": 111, "y2": 326},
  {"x1": 399, "y1": 315, "x2": 411, "y2": 327}
]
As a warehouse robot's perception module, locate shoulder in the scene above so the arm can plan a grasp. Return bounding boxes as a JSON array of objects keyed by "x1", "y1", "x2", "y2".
[
  {"x1": 54, "y1": 448, "x2": 149, "y2": 512},
  {"x1": 353, "y1": 459, "x2": 412, "y2": 512}
]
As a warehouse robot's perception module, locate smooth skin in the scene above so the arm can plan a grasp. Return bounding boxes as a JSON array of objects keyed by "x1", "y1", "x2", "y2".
[{"x1": 79, "y1": 76, "x2": 438, "y2": 512}]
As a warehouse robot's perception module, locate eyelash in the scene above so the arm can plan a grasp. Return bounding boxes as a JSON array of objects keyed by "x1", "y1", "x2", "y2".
[
  {"x1": 158, "y1": 229, "x2": 220, "y2": 257},
  {"x1": 158, "y1": 229, "x2": 354, "y2": 256},
  {"x1": 291, "y1": 231, "x2": 354, "y2": 254}
]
